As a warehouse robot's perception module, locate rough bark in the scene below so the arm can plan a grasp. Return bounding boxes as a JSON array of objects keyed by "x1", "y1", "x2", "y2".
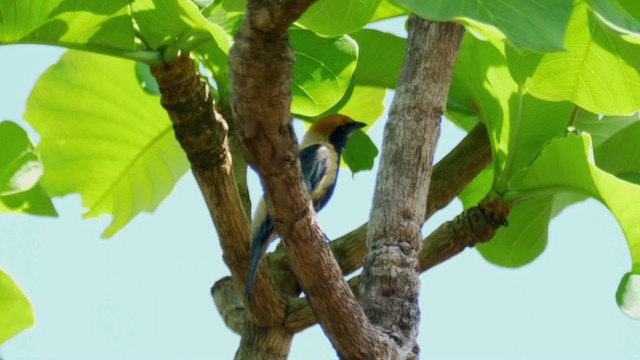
[
  {"x1": 151, "y1": 56, "x2": 286, "y2": 328},
  {"x1": 235, "y1": 322, "x2": 293, "y2": 360},
  {"x1": 215, "y1": 195, "x2": 512, "y2": 334},
  {"x1": 229, "y1": 0, "x2": 390, "y2": 358},
  {"x1": 316, "y1": 123, "x2": 490, "y2": 277},
  {"x1": 212, "y1": 121, "x2": 491, "y2": 335},
  {"x1": 360, "y1": 17, "x2": 465, "y2": 358}
]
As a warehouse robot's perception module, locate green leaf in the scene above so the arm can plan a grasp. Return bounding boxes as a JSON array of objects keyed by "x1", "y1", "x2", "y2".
[
  {"x1": 448, "y1": 35, "x2": 512, "y2": 170},
  {"x1": 507, "y1": 1, "x2": 640, "y2": 116},
  {"x1": 350, "y1": 29, "x2": 405, "y2": 89},
  {"x1": 0, "y1": 121, "x2": 41, "y2": 196},
  {"x1": 591, "y1": 0, "x2": 640, "y2": 35},
  {"x1": 332, "y1": 86, "x2": 386, "y2": 126},
  {"x1": 0, "y1": 121, "x2": 56, "y2": 216},
  {"x1": 297, "y1": 0, "x2": 382, "y2": 37},
  {"x1": 617, "y1": 272, "x2": 640, "y2": 319},
  {"x1": 25, "y1": 50, "x2": 190, "y2": 238},
  {"x1": 394, "y1": 0, "x2": 572, "y2": 52},
  {"x1": 0, "y1": 184, "x2": 57, "y2": 216},
  {"x1": 370, "y1": 0, "x2": 408, "y2": 22},
  {"x1": 449, "y1": 35, "x2": 574, "y2": 192},
  {"x1": 290, "y1": 28, "x2": 358, "y2": 117},
  {"x1": 221, "y1": 0, "x2": 245, "y2": 12},
  {"x1": 509, "y1": 133, "x2": 640, "y2": 314},
  {"x1": 343, "y1": 131, "x2": 378, "y2": 173},
  {"x1": 135, "y1": 63, "x2": 160, "y2": 96},
  {"x1": 574, "y1": 111, "x2": 640, "y2": 147},
  {"x1": 594, "y1": 121, "x2": 640, "y2": 178},
  {"x1": 477, "y1": 198, "x2": 552, "y2": 268},
  {"x1": 132, "y1": 0, "x2": 229, "y2": 54},
  {"x1": 0, "y1": 269, "x2": 34, "y2": 345},
  {"x1": 458, "y1": 167, "x2": 493, "y2": 209},
  {"x1": 0, "y1": 0, "x2": 135, "y2": 50}
]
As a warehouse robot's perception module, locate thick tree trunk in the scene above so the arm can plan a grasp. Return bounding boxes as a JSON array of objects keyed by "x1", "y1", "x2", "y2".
[
  {"x1": 234, "y1": 323, "x2": 293, "y2": 360},
  {"x1": 360, "y1": 17, "x2": 465, "y2": 357}
]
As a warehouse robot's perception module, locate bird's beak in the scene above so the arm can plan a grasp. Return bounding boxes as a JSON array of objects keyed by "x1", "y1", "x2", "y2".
[{"x1": 352, "y1": 121, "x2": 367, "y2": 131}]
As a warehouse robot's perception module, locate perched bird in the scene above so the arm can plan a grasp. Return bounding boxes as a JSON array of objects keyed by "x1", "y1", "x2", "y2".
[{"x1": 246, "y1": 114, "x2": 366, "y2": 299}]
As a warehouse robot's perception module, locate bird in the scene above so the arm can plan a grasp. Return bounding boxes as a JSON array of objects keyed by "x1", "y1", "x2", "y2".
[{"x1": 246, "y1": 114, "x2": 367, "y2": 299}]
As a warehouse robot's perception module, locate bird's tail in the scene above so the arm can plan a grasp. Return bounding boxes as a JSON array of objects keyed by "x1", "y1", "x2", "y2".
[{"x1": 245, "y1": 235, "x2": 264, "y2": 300}]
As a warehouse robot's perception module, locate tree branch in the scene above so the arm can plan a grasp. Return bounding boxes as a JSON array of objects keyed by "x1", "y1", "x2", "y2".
[
  {"x1": 325, "y1": 122, "x2": 490, "y2": 276},
  {"x1": 285, "y1": 196, "x2": 512, "y2": 333},
  {"x1": 212, "y1": 195, "x2": 512, "y2": 335},
  {"x1": 212, "y1": 122, "x2": 491, "y2": 334},
  {"x1": 359, "y1": 17, "x2": 465, "y2": 356},
  {"x1": 151, "y1": 56, "x2": 286, "y2": 327},
  {"x1": 230, "y1": 0, "x2": 390, "y2": 357}
]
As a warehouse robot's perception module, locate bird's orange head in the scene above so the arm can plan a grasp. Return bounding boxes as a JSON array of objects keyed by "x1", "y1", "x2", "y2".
[{"x1": 303, "y1": 114, "x2": 366, "y2": 152}]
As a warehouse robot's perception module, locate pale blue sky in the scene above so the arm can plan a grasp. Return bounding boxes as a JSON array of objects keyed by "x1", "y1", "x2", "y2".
[{"x1": 0, "y1": 22, "x2": 638, "y2": 360}]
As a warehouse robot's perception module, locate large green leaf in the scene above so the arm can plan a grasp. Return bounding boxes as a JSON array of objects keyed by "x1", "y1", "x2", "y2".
[
  {"x1": 333, "y1": 86, "x2": 386, "y2": 126},
  {"x1": 0, "y1": 122, "x2": 42, "y2": 196},
  {"x1": 370, "y1": 0, "x2": 408, "y2": 22},
  {"x1": 507, "y1": 1, "x2": 640, "y2": 115},
  {"x1": 298, "y1": 0, "x2": 382, "y2": 37},
  {"x1": 449, "y1": 35, "x2": 574, "y2": 192},
  {"x1": 350, "y1": 29, "x2": 405, "y2": 89},
  {"x1": 25, "y1": 50, "x2": 189, "y2": 238},
  {"x1": 508, "y1": 133, "x2": 640, "y2": 318},
  {"x1": 343, "y1": 131, "x2": 378, "y2": 174},
  {"x1": 0, "y1": 269, "x2": 34, "y2": 345},
  {"x1": 0, "y1": 0, "x2": 135, "y2": 50},
  {"x1": 448, "y1": 34, "x2": 512, "y2": 177},
  {"x1": 617, "y1": 272, "x2": 640, "y2": 319},
  {"x1": 459, "y1": 165, "x2": 590, "y2": 268},
  {"x1": 394, "y1": 0, "x2": 572, "y2": 52},
  {"x1": 477, "y1": 198, "x2": 552, "y2": 268},
  {"x1": 0, "y1": 121, "x2": 56, "y2": 216},
  {"x1": 132, "y1": 0, "x2": 229, "y2": 54},
  {"x1": 591, "y1": 0, "x2": 640, "y2": 35},
  {"x1": 574, "y1": 110, "x2": 640, "y2": 147},
  {"x1": 290, "y1": 28, "x2": 358, "y2": 117},
  {"x1": 594, "y1": 121, "x2": 640, "y2": 182}
]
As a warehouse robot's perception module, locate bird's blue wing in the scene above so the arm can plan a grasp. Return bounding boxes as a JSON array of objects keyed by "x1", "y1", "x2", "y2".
[
  {"x1": 246, "y1": 211, "x2": 274, "y2": 299},
  {"x1": 299, "y1": 144, "x2": 331, "y2": 193}
]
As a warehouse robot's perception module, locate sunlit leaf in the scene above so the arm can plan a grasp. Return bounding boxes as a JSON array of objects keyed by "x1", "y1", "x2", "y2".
[
  {"x1": 591, "y1": 0, "x2": 640, "y2": 35},
  {"x1": 458, "y1": 167, "x2": 493, "y2": 209},
  {"x1": 617, "y1": 272, "x2": 640, "y2": 319},
  {"x1": 350, "y1": 29, "x2": 405, "y2": 89},
  {"x1": 333, "y1": 86, "x2": 386, "y2": 126},
  {"x1": 0, "y1": 121, "x2": 41, "y2": 196},
  {"x1": 594, "y1": 121, "x2": 640, "y2": 180},
  {"x1": 0, "y1": 269, "x2": 34, "y2": 345},
  {"x1": 0, "y1": 121, "x2": 56, "y2": 216},
  {"x1": 298, "y1": 0, "x2": 382, "y2": 36},
  {"x1": 132, "y1": 0, "x2": 229, "y2": 53},
  {"x1": 449, "y1": 35, "x2": 574, "y2": 192},
  {"x1": 0, "y1": 0, "x2": 135, "y2": 50},
  {"x1": 370, "y1": 0, "x2": 408, "y2": 22},
  {"x1": 394, "y1": 0, "x2": 572, "y2": 52},
  {"x1": 290, "y1": 28, "x2": 358, "y2": 117},
  {"x1": 477, "y1": 198, "x2": 552, "y2": 267},
  {"x1": 574, "y1": 111, "x2": 640, "y2": 147},
  {"x1": 25, "y1": 51, "x2": 189, "y2": 238},
  {"x1": 507, "y1": 1, "x2": 640, "y2": 115},
  {"x1": 509, "y1": 133, "x2": 640, "y2": 315}
]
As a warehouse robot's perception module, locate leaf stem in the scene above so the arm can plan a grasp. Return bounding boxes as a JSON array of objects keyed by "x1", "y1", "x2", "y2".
[
  {"x1": 1, "y1": 42, "x2": 163, "y2": 65},
  {"x1": 496, "y1": 85, "x2": 524, "y2": 193}
]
